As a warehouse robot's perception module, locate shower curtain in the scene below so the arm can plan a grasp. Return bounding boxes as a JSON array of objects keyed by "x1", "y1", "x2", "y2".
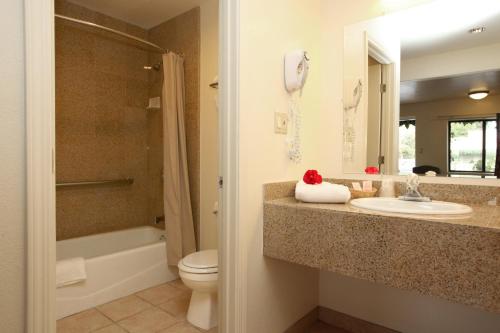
[
  {"x1": 162, "y1": 53, "x2": 196, "y2": 265},
  {"x1": 495, "y1": 113, "x2": 500, "y2": 178}
]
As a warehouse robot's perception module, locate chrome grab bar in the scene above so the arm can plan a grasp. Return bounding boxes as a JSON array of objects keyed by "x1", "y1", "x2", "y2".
[{"x1": 56, "y1": 178, "x2": 134, "y2": 188}]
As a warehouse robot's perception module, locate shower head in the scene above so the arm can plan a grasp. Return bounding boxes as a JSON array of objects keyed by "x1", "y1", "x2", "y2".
[{"x1": 143, "y1": 63, "x2": 161, "y2": 71}]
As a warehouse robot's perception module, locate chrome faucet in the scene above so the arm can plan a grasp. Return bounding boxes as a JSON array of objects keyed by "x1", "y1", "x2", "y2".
[{"x1": 399, "y1": 173, "x2": 431, "y2": 202}]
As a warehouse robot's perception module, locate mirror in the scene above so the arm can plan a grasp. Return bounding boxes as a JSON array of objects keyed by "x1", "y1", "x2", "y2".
[{"x1": 343, "y1": 0, "x2": 500, "y2": 179}]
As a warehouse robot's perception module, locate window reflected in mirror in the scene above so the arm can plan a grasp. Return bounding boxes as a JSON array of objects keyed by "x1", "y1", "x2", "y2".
[
  {"x1": 449, "y1": 119, "x2": 497, "y2": 177},
  {"x1": 398, "y1": 120, "x2": 415, "y2": 175}
]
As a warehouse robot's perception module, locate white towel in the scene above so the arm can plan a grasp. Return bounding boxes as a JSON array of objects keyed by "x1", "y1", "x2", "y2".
[
  {"x1": 295, "y1": 180, "x2": 351, "y2": 203},
  {"x1": 56, "y1": 257, "x2": 87, "y2": 288}
]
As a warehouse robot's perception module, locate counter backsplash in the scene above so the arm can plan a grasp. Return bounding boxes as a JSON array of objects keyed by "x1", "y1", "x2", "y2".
[{"x1": 264, "y1": 178, "x2": 499, "y2": 205}]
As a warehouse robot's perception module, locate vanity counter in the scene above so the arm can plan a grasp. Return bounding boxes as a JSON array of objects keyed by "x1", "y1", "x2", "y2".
[
  {"x1": 266, "y1": 196, "x2": 500, "y2": 230},
  {"x1": 263, "y1": 183, "x2": 500, "y2": 314}
]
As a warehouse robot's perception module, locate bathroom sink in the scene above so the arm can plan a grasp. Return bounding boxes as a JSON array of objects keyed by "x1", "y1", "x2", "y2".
[{"x1": 350, "y1": 197, "x2": 472, "y2": 215}]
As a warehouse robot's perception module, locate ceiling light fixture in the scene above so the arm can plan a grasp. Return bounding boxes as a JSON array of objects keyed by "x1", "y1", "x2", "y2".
[
  {"x1": 469, "y1": 27, "x2": 486, "y2": 34},
  {"x1": 468, "y1": 90, "x2": 489, "y2": 100}
]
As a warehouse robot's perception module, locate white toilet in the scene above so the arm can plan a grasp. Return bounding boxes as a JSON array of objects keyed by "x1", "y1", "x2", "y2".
[{"x1": 178, "y1": 249, "x2": 218, "y2": 330}]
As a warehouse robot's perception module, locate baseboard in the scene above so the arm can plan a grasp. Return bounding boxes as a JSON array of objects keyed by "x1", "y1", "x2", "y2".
[
  {"x1": 318, "y1": 306, "x2": 400, "y2": 333},
  {"x1": 285, "y1": 306, "x2": 401, "y2": 333},
  {"x1": 284, "y1": 307, "x2": 319, "y2": 333}
]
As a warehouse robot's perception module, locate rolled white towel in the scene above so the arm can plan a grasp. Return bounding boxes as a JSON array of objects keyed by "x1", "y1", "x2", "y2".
[
  {"x1": 56, "y1": 257, "x2": 87, "y2": 288},
  {"x1": 295, "y1": 180, "x2": 351, "y2": 203}
]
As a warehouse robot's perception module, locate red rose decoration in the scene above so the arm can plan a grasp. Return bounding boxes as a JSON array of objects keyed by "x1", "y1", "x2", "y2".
[
  {"x1": 364, "y1": 166, "x2": 379, "y2": 174},
  {"x1": 303, "y1": 170, "x2": 323, "y2": 185}
]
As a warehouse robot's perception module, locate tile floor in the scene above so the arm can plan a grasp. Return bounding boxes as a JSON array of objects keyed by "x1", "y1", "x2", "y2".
[
  {"x1": 307, "y1": 321, "x2": 350, "y2": 333},
  {"x1": 57, "y1": 279, "x2": 217, "y2": 333}
]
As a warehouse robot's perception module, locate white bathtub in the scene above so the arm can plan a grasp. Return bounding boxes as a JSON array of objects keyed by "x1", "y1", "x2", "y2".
[{"x1": 56, "y1": 226, "x2": 178, "y2": 319}]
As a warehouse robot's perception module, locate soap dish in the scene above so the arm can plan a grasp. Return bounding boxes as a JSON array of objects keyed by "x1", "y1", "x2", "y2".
[{"x1": 350, "y1": 188, "x2": 377, "y2": 199}]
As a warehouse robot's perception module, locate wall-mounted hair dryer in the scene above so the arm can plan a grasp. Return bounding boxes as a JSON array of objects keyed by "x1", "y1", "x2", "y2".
[{"x1": 284, "y1": 50, "x2": 310, "y2": 93}]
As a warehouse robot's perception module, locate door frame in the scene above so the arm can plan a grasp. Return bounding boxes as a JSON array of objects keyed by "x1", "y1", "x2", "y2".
[
  {"x1": 24, "y1": 0, "x2": 244, "y2": 331},
  {"x1": 367, "y1": 37, "x2": 398, "y2": 175},
  {"x1": 25, "y1": 0, "x2": 56, "y2": 331},
  {"x1": 218, "y1": 0, "x2": 246, "y2": 332}
]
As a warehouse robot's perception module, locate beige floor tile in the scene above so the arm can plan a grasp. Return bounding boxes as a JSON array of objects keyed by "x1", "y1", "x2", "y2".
[
  {"x1": 92, "y1": 324, "x2": 128, "y2": 333},
  {"x1": 158, "y1": 293, "x2": 191, "y2": 319},
  {"x1": 117, "y1": 308, "x2": 180, "y2": 333},
  {"x1": 97, "y1": 294, "x2": 152, "y2": 321},
  {"x1": 168, "y1": 279, "x2": 190, "y2": 291},
  {"x1": 157, "y1": 321, "x2": 201, "y2": 333},
  {"x1": 57, "y1": 308, "x2": 112, "y2": 333},
  {"x1": 135, "y1": 283, "x2": 185, "y2": 305}
]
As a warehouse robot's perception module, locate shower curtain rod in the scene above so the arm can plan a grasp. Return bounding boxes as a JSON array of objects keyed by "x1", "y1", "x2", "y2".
[{"x1": 55, "y1": 14, "x2": 167, "y2": 54}]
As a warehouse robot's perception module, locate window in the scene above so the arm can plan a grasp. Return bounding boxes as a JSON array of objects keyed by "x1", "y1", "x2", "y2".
[
  {"x1": 399, "y1": 119, "x2": 416, "y2": 174},
  {"x1": 448, "y1": 119, "x2": 497, "y2": 176}
]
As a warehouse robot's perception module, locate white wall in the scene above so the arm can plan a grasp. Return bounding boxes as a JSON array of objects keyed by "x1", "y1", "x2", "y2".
[
  {"x1": 237, "y1": 0, "x2": 346, "y2": 331},
  {"x1": 0, "y1": 0, "x2": 26, "y2": 331},
  {"x1": 319, "y1": 272, "x2": 500, "y2": 333},
  {"x1": 319, "y1": 2, "x2": 500, "y2": 333},
  {"x1": 199, "y1": 0, "x2": 219, "y2": 250},
  {"x1": 235, "y1": 0, "x2": 413, "y2": 331},
  {"x1": 401, "y1": 95, "x2": 500, "y2": 174},
  {"x1": 318, "y1": 0, "x2": 389, "y2": 178},
  {"x1": 234, "y1": 0, "x2": 401, "y2": 331},
  {"x1": 343, "y1": 14, "x2": 401, "y2": 173},
  {"x1": 402, "y1": 42, "x2": 500, "y2": 81}
]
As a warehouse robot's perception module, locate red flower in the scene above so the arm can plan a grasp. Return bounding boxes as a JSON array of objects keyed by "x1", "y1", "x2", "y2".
[
  {"x1": 364, "y1": 166, "x2": 379, "y2": 174},
  {"x1": 303, "y1": 170, "x2": 323, "y2": 185}
]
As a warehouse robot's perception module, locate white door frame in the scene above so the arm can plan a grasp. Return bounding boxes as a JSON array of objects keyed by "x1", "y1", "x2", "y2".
[
  {"x1": 24, "y1": 0, "x2": 244, "y2": 332},
  {"x1": 367, "y1": 37, "x2": 398, "y2": 175},
  {"x1": 25, "y1": 0, "x2": 56, "y2": 331},
  {"x1": 218, "y1": 0, "x2": 246, "y2": 331}
]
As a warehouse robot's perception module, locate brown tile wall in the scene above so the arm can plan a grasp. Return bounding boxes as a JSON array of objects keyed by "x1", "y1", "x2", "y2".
[
  {"x1": 147, "y1": 8, "x2": 201, "y2": 245},
  {"x1": 55, "y1": 0, "x2": 151, "y2": 240},
  {"x1": 55, "y1": 1, "x2": 201, "y2": 242}
]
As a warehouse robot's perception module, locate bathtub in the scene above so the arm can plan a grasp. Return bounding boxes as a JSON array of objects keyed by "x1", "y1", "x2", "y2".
[{"x1": 56, "y1": 226, "x2": 178, "y2": 319}]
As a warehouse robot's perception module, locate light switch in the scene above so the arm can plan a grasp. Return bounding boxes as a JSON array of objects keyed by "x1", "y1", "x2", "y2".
[{"x1": 274, "y1": 112, "x2": 288, "y2": 134}]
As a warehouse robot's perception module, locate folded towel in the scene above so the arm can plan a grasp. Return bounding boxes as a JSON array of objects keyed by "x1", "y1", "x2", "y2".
[
  {"x1": 56, "y1": 257, "x2": 87, "y2": 288},
  {"x1": 295, "y1": 180, "x2": 351, "y2": 203}
]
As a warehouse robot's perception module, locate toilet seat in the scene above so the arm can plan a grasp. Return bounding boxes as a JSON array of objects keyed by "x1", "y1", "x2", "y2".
[{"x1": 178, "y1": 249, "x2": 218, "y2": 274}]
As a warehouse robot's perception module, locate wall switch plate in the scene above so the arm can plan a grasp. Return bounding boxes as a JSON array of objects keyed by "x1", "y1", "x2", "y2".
[{"x1": 274, "y1": 112, "x2": 288, "y2": 134}]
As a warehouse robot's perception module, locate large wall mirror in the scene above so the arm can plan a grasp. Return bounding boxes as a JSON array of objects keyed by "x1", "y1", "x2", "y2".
[{"x1": 343, "y1": 0, "x2": 500, "y2": 179}]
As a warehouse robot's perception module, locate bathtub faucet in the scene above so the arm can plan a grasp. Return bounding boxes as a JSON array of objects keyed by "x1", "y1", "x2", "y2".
[{"x1": 154, "y1": 215, "x2": 165, "y2": 224}]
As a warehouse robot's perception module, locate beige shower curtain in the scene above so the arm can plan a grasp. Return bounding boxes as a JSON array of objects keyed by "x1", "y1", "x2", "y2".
[{"x1": 162, "y1": 53, "x2": 196, "y2": 265}]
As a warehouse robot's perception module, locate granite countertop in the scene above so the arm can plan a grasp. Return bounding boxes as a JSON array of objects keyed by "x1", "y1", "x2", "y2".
[
  {"x1": 266, "y1": 197, "x2": 500, "y2": 231},
  {"x1": 263, "y1": 180, "x2": 500, "y2": 314}
]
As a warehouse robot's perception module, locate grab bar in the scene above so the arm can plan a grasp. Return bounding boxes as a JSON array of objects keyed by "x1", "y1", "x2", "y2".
[{"x1": 56, "y1": 178, "x2": 134, "y2": 188}]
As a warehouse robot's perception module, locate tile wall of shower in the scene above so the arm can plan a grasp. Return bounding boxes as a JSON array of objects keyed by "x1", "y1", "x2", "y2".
[{"x1": 55, "y1": 0, "x2": 200, "y2": 240}]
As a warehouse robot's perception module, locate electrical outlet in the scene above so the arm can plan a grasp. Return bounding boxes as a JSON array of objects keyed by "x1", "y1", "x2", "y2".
[{"x1": 274, "y1": 112, "x2": 288, "y2": 134}]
